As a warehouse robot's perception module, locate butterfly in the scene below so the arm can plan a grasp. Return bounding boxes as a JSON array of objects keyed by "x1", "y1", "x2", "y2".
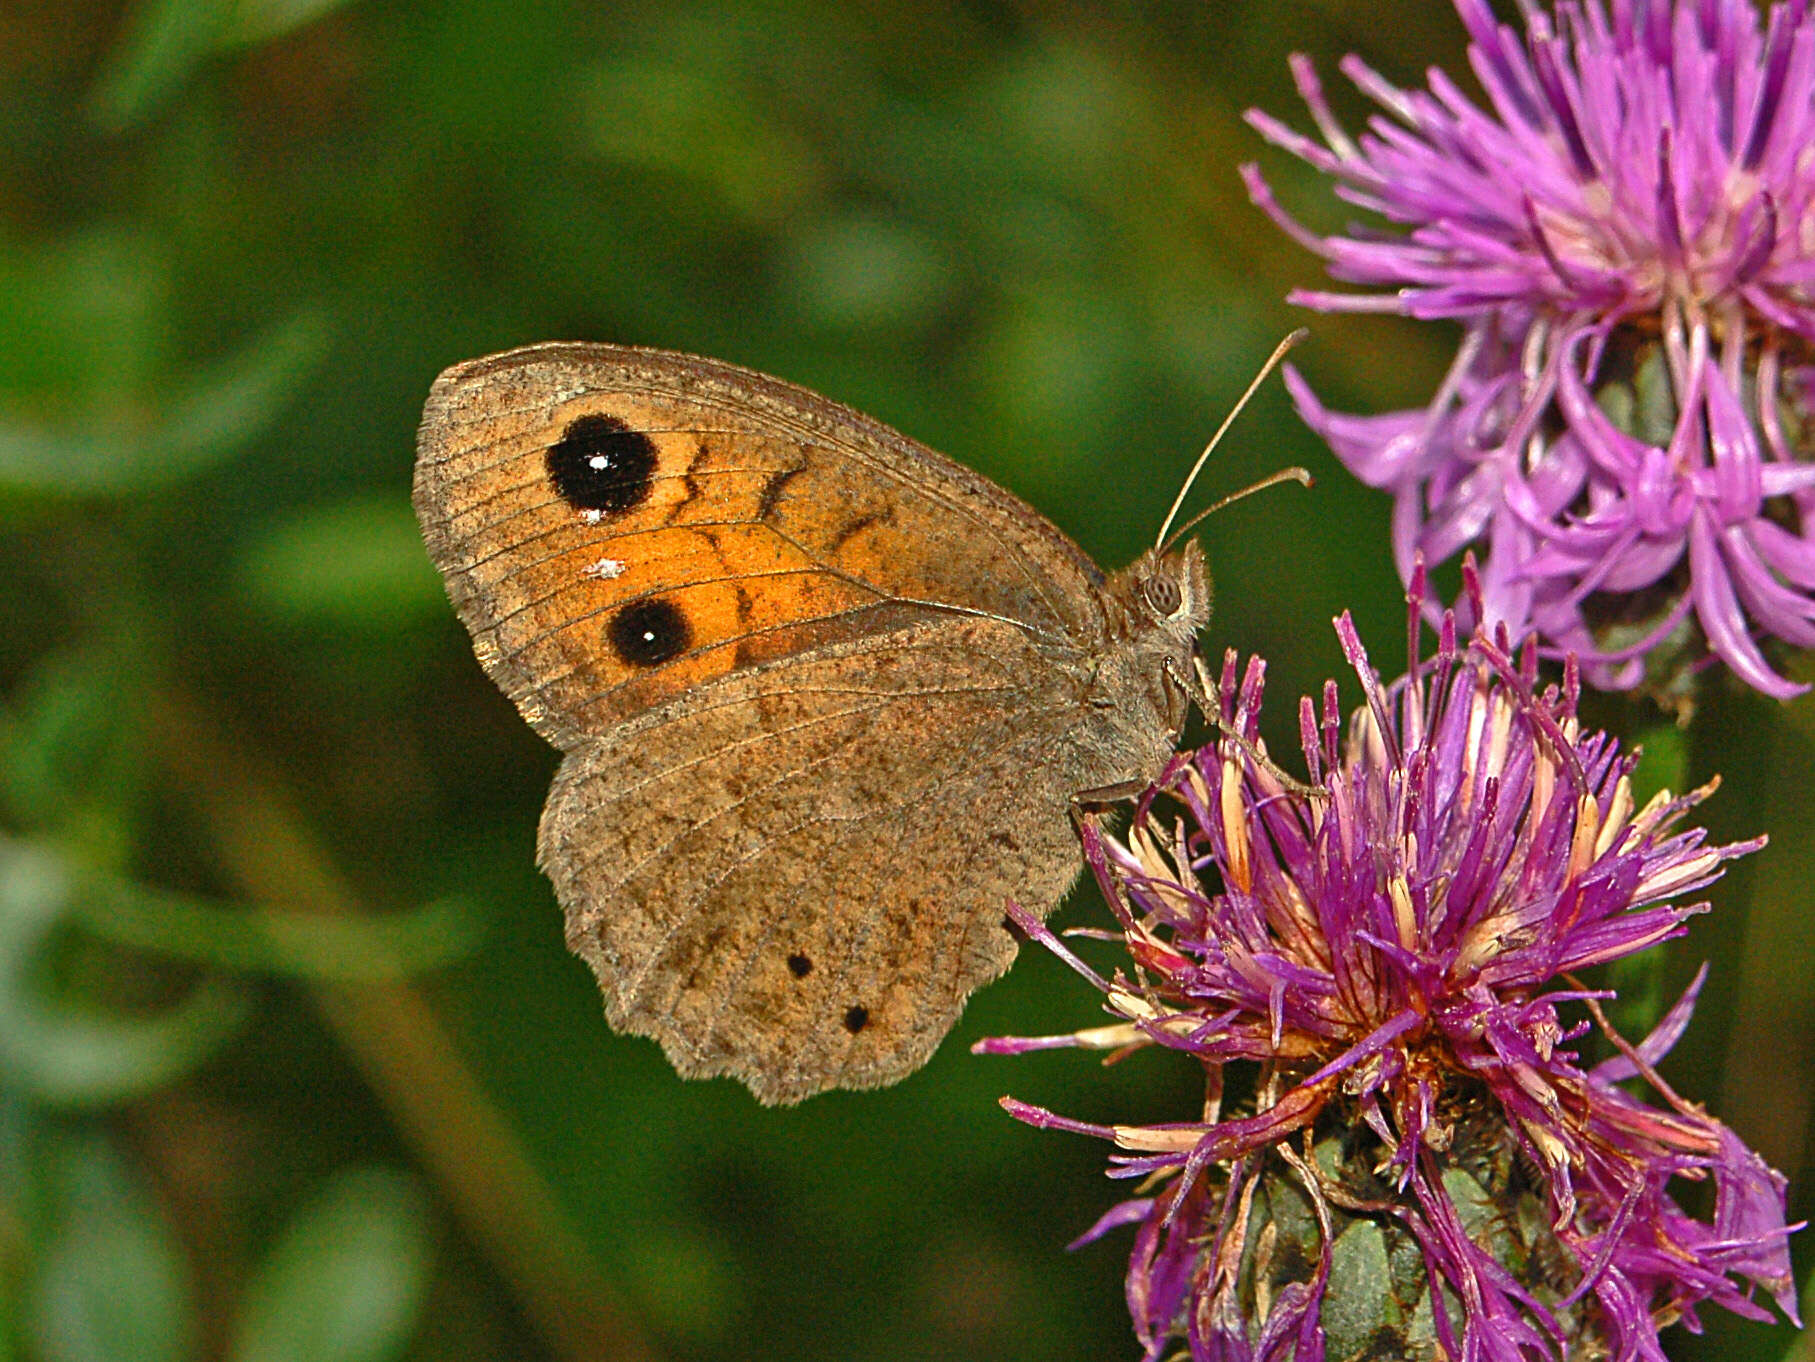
[{"x1": 414, "y1": 343, "x2": 1215, "y2": 1104}]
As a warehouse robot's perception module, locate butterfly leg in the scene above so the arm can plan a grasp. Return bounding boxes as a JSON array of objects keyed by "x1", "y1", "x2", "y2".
[
  {"x1": 1067, "y1": 780, "x2": 1152, "y2": 837},
  {"x1": 1071, "y1": 771, "x2": 1156, "y2": 806},
  {"x1": 1175, "y1": 656, "x2": 1325, "y2": 799}
]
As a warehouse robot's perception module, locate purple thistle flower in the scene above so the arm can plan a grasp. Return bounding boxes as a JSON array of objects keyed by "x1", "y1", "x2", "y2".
[
  {"x1": 1244, "y1": 0, "x2": 1815, "y2": 701},
  {"x1": 980, "y1": 578, "x2": 1797, "y2": 1360}
]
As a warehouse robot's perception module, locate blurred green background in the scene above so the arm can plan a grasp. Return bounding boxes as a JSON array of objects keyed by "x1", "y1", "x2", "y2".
[{"x1": 2, "y1": 1, "x2": 1810, "y2": 1359}]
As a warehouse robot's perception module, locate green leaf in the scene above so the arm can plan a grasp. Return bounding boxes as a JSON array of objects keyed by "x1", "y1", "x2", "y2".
[
  {"x1": 1322, "y1": 1220, "x2": 1396, "y2": 1359},
  {"x1": 227, "y1": 0, "x2": 358, "y2": 47},
  {"x1": 29, "y1": 1134, "x2": 195, "y2": 1362},
  {"x1": 87, "y1": 0, "x2": 235, "y2": 132},
  {"x1": 237, "y1": 495, "x2": 448, "y2": 632},
  {"x1": 0, "y1": 841, "x2": 252, "y2": 1109},
  {"x1": 0, "y1": 308, "x2": 332, "y2": 497},
  {"x1": 73, "y1": 879, "x2": 485, "y2": 981},
  {"x1": 1631, "y1": 345, "x2": 1679, "y2": 449},
  {"x1": 0, "y1": 230, "x2": 173, "y2": 403},
  {"x1": 87, "y1": 0, "x2": 358, "y2": 129},
  {"x1": 229, "y1": 1167, "x2": 433, "y2": 1362},
  {"x1": 0, "y1": 427, "x2": 138, "y2": 498},
  {"x1": 0, "y1": 827, "x2": 480, "y2": 1104},
  {"x1": 0, "y1": 635, "x2": 149, "y2": 841},
  {"x1": 581, "y1": 59, "x2": 821, "y2": 224},
  {"x1": 154, "y1": 308, "x2": 333, "y2": 473}
]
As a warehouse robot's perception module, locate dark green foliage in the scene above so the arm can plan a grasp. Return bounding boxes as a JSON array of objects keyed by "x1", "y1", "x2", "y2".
[{"x1": 0, "y1": 3, "x2": 1803, "y2": 1360}]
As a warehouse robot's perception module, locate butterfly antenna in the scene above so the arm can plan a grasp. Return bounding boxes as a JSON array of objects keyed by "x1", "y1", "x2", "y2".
[
  {"x1": 1157, "y1": 465, "x2": 1314, "y2": 559},
  {"x1": 1153, "y1": 327, "x2": 1310, "y2": 552}
]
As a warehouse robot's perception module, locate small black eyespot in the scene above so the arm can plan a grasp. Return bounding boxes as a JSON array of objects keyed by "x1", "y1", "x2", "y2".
[
  {"x1": 842, "y1": 1005, "x2": 869, "y2": 1034},
  {"x1": 1142, "y1": 572, "x2": 1183, "y2": 617},
  {"x1": 787, "y1": 953, "x2": 813, "y2": 978},
  {"x1": 609, "y1": 598, "x2": 691, "y2": 667}
]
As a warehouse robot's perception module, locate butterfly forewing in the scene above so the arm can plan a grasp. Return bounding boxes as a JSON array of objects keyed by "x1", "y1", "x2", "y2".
[{"x1": 414, "y1": 343, "x2": 1108, "y2": 747}]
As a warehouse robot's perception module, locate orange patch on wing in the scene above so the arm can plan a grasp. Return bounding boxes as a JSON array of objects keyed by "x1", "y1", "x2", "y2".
[{"x1": 490, "y1": 521, "x2": 884, "y2": 726}]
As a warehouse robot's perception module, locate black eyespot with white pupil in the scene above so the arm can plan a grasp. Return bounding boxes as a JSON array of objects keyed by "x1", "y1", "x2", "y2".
[
  {"x1": 609, "y1": 598, "x2": 690, "y2": 667},
  {"x1": 547, "y1": 414, "x2": 657, "y2": 514},
  {"x1": 1142, "y1": 572, "x2": 1183, "y2": 617}
]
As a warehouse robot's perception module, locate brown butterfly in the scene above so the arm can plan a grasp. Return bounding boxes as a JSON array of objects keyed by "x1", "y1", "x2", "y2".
[{"x1": 414, "y1": 343, "x2": 1213, "y2": 1104}]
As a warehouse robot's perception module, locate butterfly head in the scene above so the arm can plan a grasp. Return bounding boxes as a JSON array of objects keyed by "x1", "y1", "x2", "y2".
[
  {"x1": 1124, "y1": 538, "x2": 1211, "y2": 646},
  {"x1": 1101, "y1": 540, "x2": 1210, "y2": 739}
]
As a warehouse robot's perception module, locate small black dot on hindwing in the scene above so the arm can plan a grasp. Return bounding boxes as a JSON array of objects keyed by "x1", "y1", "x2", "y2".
[
  {"x1": 546, "y1": 414, "x2": 657, "y2": 513},
  {"x1": 787, "y1": 953, "x2": 813, "y2": 978},
  {"x1": 843, "y1": 1005, "x2": 869, "y2": 1034},
  {"x1": 609, "y1": 598, "x2": 691, "y2": 667}
]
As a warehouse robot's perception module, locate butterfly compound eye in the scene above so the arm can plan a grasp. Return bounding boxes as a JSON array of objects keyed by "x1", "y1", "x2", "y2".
[{"x1": 1142, "y1": 572, "x2": 1183, "y2": 618}]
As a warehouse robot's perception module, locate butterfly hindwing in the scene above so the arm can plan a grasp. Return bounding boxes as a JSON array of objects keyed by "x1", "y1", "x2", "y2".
[{"x1": 537, "y1": 620, "x2": 1092, "y2": 1104}]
